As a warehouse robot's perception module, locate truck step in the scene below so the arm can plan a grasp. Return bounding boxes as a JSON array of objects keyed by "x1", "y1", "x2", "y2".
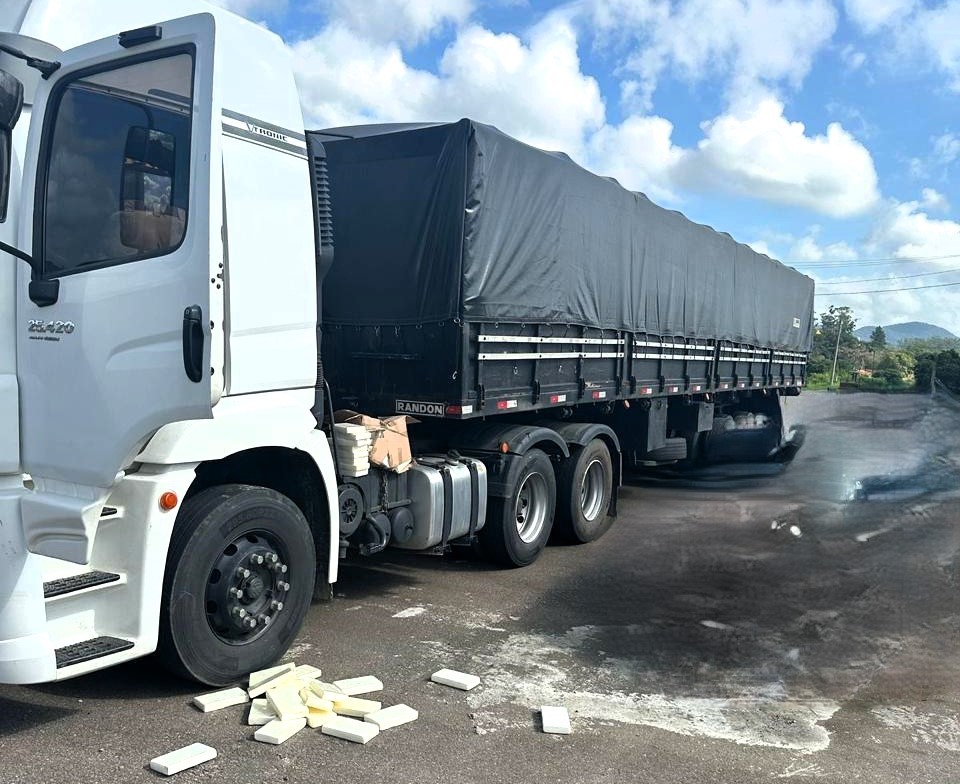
[
  {"x1": 55, "y1": 636, "x2": 134, "y2": 668},
  {"x1": 43, "y1": 570, "x2": 121, "y2": 598}
]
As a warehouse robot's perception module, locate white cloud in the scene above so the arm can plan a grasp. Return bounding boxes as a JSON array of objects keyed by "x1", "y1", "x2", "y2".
[
  {"x1": 921, "y1": 187, "x2": 950, "y2": 212},
  {"x1": 839, "y1": 44, "x2": 867, "y2": 71},
  {"x1": 674, "y1": 98, "x2": 880, "y2": 218},
  {"x1": 586, "y1": 0, "x2": 837, "y2": 107},
  {"x1": 867, "y1": 197, "x2": 960, "y2": 261},
  {"x1": 843, "y1": 0, "x2": 916, "y2": 33},
  {"x1": 586, "y1": 115, "x2": 686, "y2": 202},
  {"x1": 291, "y1": 15, "x2": 604, "y2": 158},
  {"x1": 316, "y1": 0, "x2": 473, "y2": 44},
  {"x1": 290, "y1": 24, "x2": 439, "y2": 127},
  {"x1": 933, "y1": 132, "x2": 960, "y2": 164},
  {"x1": 913, "y1": 2, "x2": 960, "y2": 92},
  {"x1": 433, "y1": 18, "x2": 606, "y2": 156},
  {"x1": 206, "y1": 0, "x2": 287, "y2": 15}
]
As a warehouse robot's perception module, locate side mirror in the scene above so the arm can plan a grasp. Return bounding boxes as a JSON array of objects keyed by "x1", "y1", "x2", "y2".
[
  {"x1": 0, "y1": 68, "x2": 24, "y2": 222},
  {"x1": 119, "y1": 126, "x2": 183, "y2": 251}
]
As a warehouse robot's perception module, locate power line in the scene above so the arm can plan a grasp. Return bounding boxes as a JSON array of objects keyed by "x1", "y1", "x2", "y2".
[
  {"x1": 815, "y1": 280, "x2": 960, "y2": 296},
  {"x1": 817, "y1": 266, "x2": 960, "y2": 284},
  {"x1": 787, "y1": 252, "x2": 960, "y2": 267}
]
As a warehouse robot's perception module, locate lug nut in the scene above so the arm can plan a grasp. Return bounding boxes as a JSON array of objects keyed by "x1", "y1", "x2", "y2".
[
  {"x1": 231, "y1": 607, "x2": 247, "y2": 619},
  {"x1": 229, "y1": 587, "x2": 243, "y2": 598},
  {"x1": 236, "y1": 567, "x2": 250, "y2": 579},
  {"x1": 279, "y1": 581, "x2": 290, "y2": 592},
  {"x1": 262, "y1": 615, "x2": 272, "y2": 626},
  {"x1": 267, "y1": 553, "x2": 279, "y2": 564},
  {"x1": 245, "y1": 616, "x2": 258, "y2": 629},
  {"x1": 251, "y1": 554, "x2": 264, "y2": 565},
  {"x1": 272, "y1": 562, "x2": 288, "y2": 574},
  {"x1": 270, "y1": 600, "x2": 284, "y2": 612}
]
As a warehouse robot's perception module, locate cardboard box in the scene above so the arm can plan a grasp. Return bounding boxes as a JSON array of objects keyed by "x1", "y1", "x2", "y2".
[{"x1": 334, "y1": 410, "x2": 416, "y2": 473}]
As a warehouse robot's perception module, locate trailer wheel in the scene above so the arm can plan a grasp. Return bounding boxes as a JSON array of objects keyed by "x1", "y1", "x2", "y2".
[
  {"x1": 554, "y1": 439, "x2": 615, "y2": 543},
  {"x1": 479, "y1": 448, "x2": 556, "y2": 567},
  {"x1": 158, "y1": 484, "x2": 316, "y2": 686}
]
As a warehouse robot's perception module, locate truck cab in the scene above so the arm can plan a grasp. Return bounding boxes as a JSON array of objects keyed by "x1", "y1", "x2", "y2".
[{"x1": 0, "y1": 8, "x2": 339, "y2": 686}]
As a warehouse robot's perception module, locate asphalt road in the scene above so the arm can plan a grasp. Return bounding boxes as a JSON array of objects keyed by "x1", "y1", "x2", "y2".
[{"x1": 1, "y1": 391, "x2": 959, "y2": 783}]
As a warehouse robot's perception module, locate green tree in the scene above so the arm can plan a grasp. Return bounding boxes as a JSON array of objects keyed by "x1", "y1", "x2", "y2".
[
  {"x1": 809, "y1": 306, "x2": 864, "y2": 383},
  {"x1": 915, "y1": 350, "x2": 960, "y2": 393},
  {"x1": 868, "y1": 325, "x2": 887, "y2": 351}
]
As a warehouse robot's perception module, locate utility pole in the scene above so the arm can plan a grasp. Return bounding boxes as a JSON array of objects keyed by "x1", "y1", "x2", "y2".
[{"x1": 830, "y1": 317, "x2": 843, "y2": 388}]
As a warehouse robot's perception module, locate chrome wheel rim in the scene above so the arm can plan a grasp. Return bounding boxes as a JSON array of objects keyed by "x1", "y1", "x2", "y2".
[
  {"x1": 580, "y1": 459, "x2": 606, "y2": 522},
  {"x1": 515, "y1": 472, "x2": 549, "y2": 543}
]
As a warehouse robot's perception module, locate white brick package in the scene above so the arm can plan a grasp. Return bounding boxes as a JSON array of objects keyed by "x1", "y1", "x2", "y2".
[
  {"x1": 332, "y1": 676, "x2": 384, "y2": 696},
  {"x1": 254, "y1": 717, "x2": 308, "y2": 745},
  {"x1": 364, "y1": 704, "x2": 418, "y2": 730},
  {"x1": 430, "y1": 669, "x2": 480, "y2": 691},
  {"x1": 192, "y1": 686, "x2": 250, "y2": 712},
  {"x1": 540, "y1": 706, "x2": 571, "y2": 734},
  {"x1": 321, "y1": 715, "x2": 380, "y2": 744},
  {"x1": 149, "y1": 743, "x2": 217, "y2": 776}
]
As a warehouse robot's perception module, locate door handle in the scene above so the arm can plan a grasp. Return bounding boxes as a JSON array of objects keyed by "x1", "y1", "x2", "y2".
[{"x1": 182, "y1": 305, "x2": 204, "y2": 383}]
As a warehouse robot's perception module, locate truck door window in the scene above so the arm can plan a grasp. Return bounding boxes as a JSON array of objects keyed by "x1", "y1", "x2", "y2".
[{"x1": 40, "y1": 51, "x2": 193, "y2": 277}]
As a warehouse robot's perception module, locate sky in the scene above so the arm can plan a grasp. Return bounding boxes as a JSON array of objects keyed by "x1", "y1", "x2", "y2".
[{"x1": 213, "y1": 0, "x2": 960, "y2": 335}]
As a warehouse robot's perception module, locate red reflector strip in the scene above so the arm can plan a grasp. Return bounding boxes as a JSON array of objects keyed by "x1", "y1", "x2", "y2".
[
  {"x1": 496, "y1": 399, "x2": 518, "y2": 410},
  {"x1": 692, "y1": 385, "x2": 702, "y2": 392},
  {"x1": 720, "y1": 383, "x2": 730, "y2": 389},
  {"x1": 549, "y1": 393, "x2": 568, "y2": 404},
  {"x1": 592, "y1": 390, "x2": 607, "y2": 400},
  {"x1": 738, "y1": 383, "x2": 746, "y2": 389},
  {"x1": 668, "y1": 386, "x2": 679, "y2": 393},
  {"x1": 640, "y1": 387, "x2": 653, "y2": 394}
]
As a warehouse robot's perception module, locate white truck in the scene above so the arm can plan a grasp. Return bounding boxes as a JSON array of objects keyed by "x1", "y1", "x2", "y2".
[{"x1": 0, "y1": 1, "x2": 811, "y2": 686}]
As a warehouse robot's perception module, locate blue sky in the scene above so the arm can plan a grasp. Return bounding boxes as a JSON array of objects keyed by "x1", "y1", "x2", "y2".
[{"x1": 219, "y1": 0, "x2": 960, "y2": 334}]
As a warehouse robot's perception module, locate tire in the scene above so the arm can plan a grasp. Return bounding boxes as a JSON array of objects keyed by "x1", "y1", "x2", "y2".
[
  {"x1": 554, "y1": 439, "x2": 615, "y2": 543},
  {"x1": 158, "y1": 484, "x2": 316, "y2": 685},
  {"x1": 479, "y1": 448, "x2": 556, "y2": 567}
]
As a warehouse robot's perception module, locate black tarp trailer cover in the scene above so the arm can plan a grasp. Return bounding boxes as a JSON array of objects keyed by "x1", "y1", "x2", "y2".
[{"x1": 310, "y1": 119, "x2": 814, "y2": 419}]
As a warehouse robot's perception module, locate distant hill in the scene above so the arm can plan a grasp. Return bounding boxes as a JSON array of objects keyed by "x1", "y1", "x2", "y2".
[{"x1": 855, "y1": 322, "x2": 958, "y2": 345}]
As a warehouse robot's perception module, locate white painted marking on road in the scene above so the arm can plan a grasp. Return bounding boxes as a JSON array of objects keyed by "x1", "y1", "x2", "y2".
[
  {"x1": 393, "y1": 606, "x2": 427, "y2": 618},
  {"x1": 873, "y1": 706, "x2": 960, "y2": 752},
  {"x1": 700, "y1": 620, "x2": 733, "y2": 630},
  {"x1": 456, "y1": 626, "x2": 840, "y2": 752},
  {"x1": 855, "y1": 528, "x2": 893, "y2": 543}
]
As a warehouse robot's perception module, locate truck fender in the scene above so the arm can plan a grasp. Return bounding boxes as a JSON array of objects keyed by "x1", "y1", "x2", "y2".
[
  {"x1": 136, "y1": 391, "x2": 339, "y2": 583},
  {"x1": 454, "y1": 424, "x2": 569, "y2": 500}
]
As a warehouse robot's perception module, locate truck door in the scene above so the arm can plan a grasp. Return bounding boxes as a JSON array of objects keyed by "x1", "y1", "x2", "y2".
[{"x1": 18, "y1": 17, "x2": 219, "y2": 498}]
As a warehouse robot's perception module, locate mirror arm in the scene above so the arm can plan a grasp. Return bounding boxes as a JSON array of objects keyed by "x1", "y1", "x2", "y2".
[
  {"x1": 0, "y1": 44, "x2": 60, "y2": 79},
  {"x1": 0, "y1": 238, "x2": 32, "y2": 266}
]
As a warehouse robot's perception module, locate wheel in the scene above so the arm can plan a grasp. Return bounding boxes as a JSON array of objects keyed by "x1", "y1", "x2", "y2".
[
  {"x1": 158, "y1": 484, "x2": 316, "y2": 685},
  {"x1": 479, "y1": 448, "x2": 556, "y2": 567},
  {"x1": 554, "y1": 439, "x2": 615, "y2": 543}
]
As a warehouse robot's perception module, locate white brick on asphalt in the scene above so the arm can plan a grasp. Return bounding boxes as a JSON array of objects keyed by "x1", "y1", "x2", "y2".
[
  {"x1": 313, "y1": 681, "x2": 347, "y2": 698},
  {"x1": 301, "y1": 689, "x2": 334, "y2": 711},
  {"x1": 430, "y1": 669, "x2": 480, "y2": 691},
  {"x1": 192, "y1": 686, "x2": 250, "y2": 712},
  {"x1": 248, "y1": 668, "x2": 299, "y2": 699},
  {"x1": 248, "y1": 662, "x2": 294, "y2": 691},
  {"x1": 321, "y1": 715, "x2": 380, "y2": 744},
  {"x1": 149, "y1": 743, "x2": 217, "y2": 776},
  {"x1": 307, "y1": 708, "x2": 336, "y2": 728},
  {"x1": 254, "y1": 717, "x2": 308, "y2": 745},
  {"x1": 266, "y1": 687, "x2": 309, "y2": 721},
  {"x1": 332, "y1": 676, "x2": 384, "y2": 696},
  {"x1": 247, "y1": 698, "x2": 276, "y2": 726},
  {"x1": 293, "y1": 664, "x2": 322, "y2": 682},
  {"x1": 364, "y1": 704, "x2": 418, "y2": 730},
  {"x1": 540, "y1": 705, "x2": 572, "y2": 734},
  {"x1": 330, "y1": 695, "x2": 382, "y2": 717}
]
